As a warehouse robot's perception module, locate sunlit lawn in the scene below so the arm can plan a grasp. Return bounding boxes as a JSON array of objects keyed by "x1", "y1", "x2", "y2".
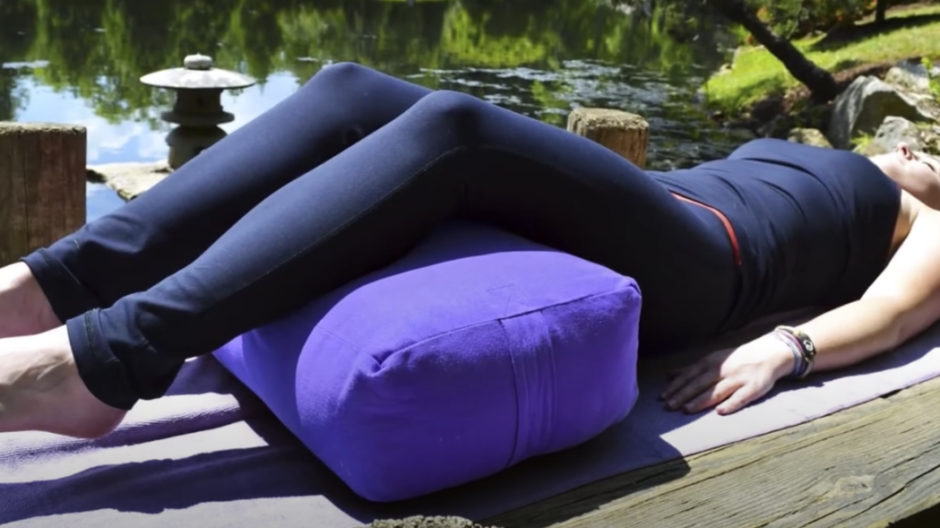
[{"x1": 704, "y1": 4, "x2": 940, "y2": 112}]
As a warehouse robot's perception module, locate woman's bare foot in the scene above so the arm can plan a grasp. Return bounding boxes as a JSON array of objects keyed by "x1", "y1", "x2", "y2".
[
  {"x1": 0, "y1": 326, "x2": 126, "y2": 438},
  {"x1": 0, "y1": 263, "x2": 62, "y2": 338}
]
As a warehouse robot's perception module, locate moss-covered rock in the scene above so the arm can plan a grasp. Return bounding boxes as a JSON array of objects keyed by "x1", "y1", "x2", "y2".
[
  {"x1": 828, "y1": 75, "x2": 935, "y2": 150},
  {"x1": 787, "y1": 128, "x2": 833, "y2": 148},
  {"x1": 851, "y1": 117, "x2": 940, "y2": 156}
]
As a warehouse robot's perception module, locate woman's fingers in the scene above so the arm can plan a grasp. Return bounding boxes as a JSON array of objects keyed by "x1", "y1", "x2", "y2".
[
  {"x1": 661, "y1": 362, "x2": 705, "y2": 400},
  {"x1": 660, "y1": 345, "x2": 781, "y2": 416},
  {"x1": 716, "y1": 380, "x2": 773, "y2": 416},
  {"x1": 663, "y1": 364, "x2": 719, "y2": 411},
  {"x1": 682, "y1": 378, "x2": 741, "y2": 414},
  {"x1": 664, "y1": 367, "x2": 684, "y2": 381},
  {"x1": 663, "y1": 348, "x2": 734, "y2": 389},
  {"x1": 662, "y1": 368, "x2": 690, "y2": 398}
]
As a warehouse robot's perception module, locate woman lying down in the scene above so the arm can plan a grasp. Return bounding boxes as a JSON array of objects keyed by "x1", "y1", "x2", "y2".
[{"x1": 0, "y1": 62, "x2": 939, "y2": 440}]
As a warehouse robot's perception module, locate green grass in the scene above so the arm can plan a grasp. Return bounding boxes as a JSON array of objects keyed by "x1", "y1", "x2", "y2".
[{"x1": 704, "y1": 4, "x2": 940, "y2": 113}]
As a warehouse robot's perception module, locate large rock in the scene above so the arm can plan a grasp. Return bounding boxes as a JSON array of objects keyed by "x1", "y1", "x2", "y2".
[
  {"x1": 86, "y1": 160, "x2": 172, "y2": 200},
  {"x1": 788, "y1": 128, "x2": 832, "y2": 148},
  {"x1": 923, "y1": 124, "x2": 940, "y2": 154},
  {"x1": 828, "y1": 75, "x2": 934, "y2": 149},
  {"x1": 884, "y1": 59, "x2": 938, "y2": 95},
  {"x1": 911, "y1": 92, "x2": 940, "y2": 123},
  {"x1": 853, "y1": 116, "x2": 926, "y2": 156}
]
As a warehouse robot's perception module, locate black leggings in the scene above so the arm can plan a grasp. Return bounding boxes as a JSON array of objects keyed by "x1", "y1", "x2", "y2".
[{"x1": 23, "y1": 63, "x2": 738, "y2": 410}]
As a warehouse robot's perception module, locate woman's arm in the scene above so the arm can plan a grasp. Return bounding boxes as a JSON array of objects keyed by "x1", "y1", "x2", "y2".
[
  {"x1": 801, "y1": 202, "x2": 940, "y2": 370},
  {"x1": 662, "y1": 195, "x2": 940, "y2": 415}
]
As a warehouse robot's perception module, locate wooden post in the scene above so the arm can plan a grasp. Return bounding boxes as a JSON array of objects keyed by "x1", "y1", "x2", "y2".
[
  {"x1": 567, "y1": 108, "x2": 650, "y2": 169},
  {"x1": 0, "y1": 123, "x2": 86, "y2": 266}
]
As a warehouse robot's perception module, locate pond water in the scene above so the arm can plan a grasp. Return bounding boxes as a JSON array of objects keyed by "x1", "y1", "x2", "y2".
[{"x1": 1, "y1": 0, "x2": 745, "y2": 222}]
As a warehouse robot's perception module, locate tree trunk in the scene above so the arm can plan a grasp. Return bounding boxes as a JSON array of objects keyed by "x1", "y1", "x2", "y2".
[
  {"x1": 875, "y1": 0, "x2": 888, "y2": 25},
  {"x1": 707, "y1": 0, "x2": 840, "y2": 102}
]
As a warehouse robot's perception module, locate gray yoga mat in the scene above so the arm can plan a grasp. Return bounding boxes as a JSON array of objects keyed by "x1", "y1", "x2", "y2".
[{"x1": 3, "y1": 315, "x2": 940, "y2": 528}]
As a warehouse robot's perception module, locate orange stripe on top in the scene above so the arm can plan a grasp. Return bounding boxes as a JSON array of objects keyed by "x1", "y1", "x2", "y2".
[{"x1": 670, "y1": 192, "x2": 742, "y2": 267}]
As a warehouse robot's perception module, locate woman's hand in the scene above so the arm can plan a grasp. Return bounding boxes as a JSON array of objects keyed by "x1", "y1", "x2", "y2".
[{"x1": 660, "y1": 335, "x2": 795, "y2": 416}]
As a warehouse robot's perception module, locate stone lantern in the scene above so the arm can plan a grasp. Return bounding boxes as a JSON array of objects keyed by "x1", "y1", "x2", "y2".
[{"x1": 140, "y1": 54, "x2": 256, "y2": 169}]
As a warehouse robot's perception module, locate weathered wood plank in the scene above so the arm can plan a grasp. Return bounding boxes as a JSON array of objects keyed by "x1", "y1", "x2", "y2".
[
  {"x1": 0, "y1": 126, "x2": 30, "y2": 262},
  {"x1": 0, "y1": 122, "x2": 86, "y2": 265},
  {"x1": 485, "y1": 376, "x2": 940, "y2": 528}
]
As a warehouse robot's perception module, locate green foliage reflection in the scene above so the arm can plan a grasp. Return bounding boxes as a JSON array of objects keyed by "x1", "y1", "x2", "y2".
[{"x1": 0, "y1": 0, "x2": 727, "y2": 125}]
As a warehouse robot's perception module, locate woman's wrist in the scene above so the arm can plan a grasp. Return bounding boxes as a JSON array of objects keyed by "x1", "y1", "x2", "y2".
[
  {"x1": 745, "y1": 333, "x2": 797, "y2": 381},
  {"x1": 775, "y1": 325, "x2": 818, "y2": 379}
]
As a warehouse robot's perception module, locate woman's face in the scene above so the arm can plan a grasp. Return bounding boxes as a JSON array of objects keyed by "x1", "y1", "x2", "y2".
[{"x1": 871, "y1": 142, "x2": 940, "y2": 189}]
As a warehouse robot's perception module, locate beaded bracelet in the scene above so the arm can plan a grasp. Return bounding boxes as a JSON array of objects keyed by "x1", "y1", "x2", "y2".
[
  {"x1": 771, "y1": 330, "x2": 805, "y2": 378},
  {"x1": 775, "y1": 325, "x2": 817, "y2": 379}
]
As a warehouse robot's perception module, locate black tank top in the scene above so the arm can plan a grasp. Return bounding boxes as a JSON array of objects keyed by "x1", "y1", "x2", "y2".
[{"x1": 651, "y1": 139, "x2": 901, "y2": 330}]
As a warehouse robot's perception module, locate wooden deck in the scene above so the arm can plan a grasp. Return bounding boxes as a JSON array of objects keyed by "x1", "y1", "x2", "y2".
[{"x1": 486, "y1": 374, "x2": 940, "y2": 528}]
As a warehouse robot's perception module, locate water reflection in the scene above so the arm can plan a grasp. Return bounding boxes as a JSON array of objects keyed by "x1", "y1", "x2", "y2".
[
  {"x1": 2, "y1": 0, "x2": 740, "y2": 178},
  {"x1": 86, "y1": 182, "x2": 126, "y2": 222}
]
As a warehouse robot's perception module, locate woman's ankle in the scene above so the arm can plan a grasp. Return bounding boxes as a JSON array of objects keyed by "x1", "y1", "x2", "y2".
[{"x1": 0, "y1": 262, "x2": 62, "y2": 337}]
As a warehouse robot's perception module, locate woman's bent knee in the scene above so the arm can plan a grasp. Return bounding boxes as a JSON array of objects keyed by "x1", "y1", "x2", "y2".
[
  {"x1": 409, "y1": 91, "x2": 491, "y2": 141},
  {"x1": 303, "y1": 62, "x2": 375, "y2": 91}
]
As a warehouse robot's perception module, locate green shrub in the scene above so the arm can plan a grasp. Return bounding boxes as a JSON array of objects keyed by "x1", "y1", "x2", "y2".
[{"x1": 748, "y1": 0, "x2": 901, "y2": 39}]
